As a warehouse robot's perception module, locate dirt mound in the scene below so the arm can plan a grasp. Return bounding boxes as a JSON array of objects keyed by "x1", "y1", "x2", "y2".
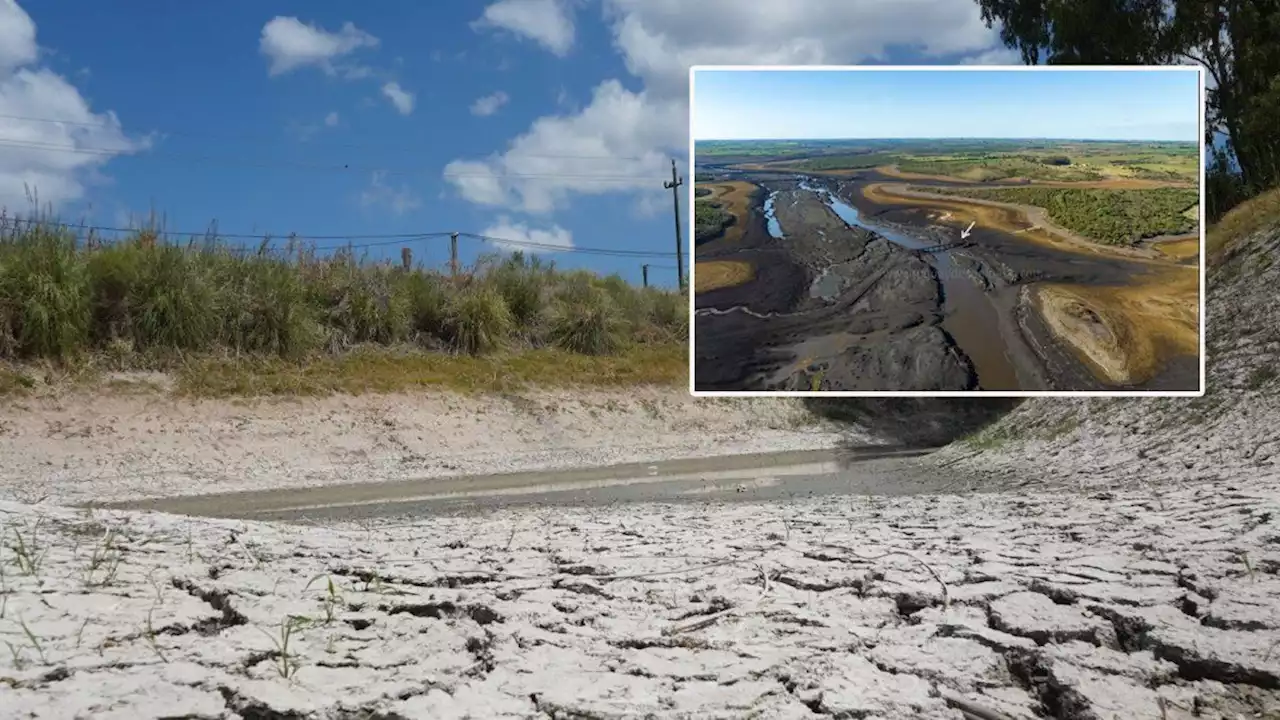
[
  {"x1": 805, "y1": 397, "x2": 1021, "y2": 448},
  {"x1": 934, "y1": 188, "x2": 1280, "y2": 489}
]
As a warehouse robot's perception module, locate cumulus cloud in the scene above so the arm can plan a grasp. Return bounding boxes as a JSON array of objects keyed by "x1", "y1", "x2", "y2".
[
  {"x1": 380, "y1": 81, "x2": 415, "y2": 115},
  {"x1": 0, "y1": 0, "x2": 148, "y2": 213},
  {"x1": 472, "y1": 0, "x2": 576, "y2": 57},
  {"x1": 359, "y1": 171, "x2": 421, "y2": 216},
  {"x1": 446, "y1": 0, "x2": 1013, "y2": 214},
  {"x1": 259, "y1": 16, "x2": 379, "y2": 77},
  {"x1": 470, "y1": 91, "x2": 510, "y2": 117},
  {"x1": 479, "y1": 215, "x2": 574, "y2": 253}
]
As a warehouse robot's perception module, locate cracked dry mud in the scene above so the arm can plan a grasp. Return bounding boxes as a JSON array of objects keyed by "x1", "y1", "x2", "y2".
[{"x1": 2, "y1": 475, "x2": 1278, "y2": 720}]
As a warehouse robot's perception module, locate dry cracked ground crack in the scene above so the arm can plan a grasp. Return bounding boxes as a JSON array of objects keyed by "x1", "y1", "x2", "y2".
[{"x1": 1, "y1": 475, "x2": 1278, "y2": 720}]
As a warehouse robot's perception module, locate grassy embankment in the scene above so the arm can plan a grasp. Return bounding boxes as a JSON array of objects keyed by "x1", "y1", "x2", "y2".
[
  {"x1": 0, "y1": 218, "x2": 688, "y2": 397},
  {"x1": 917, "y1": 186, "x2": 1200, "y2": 246}
]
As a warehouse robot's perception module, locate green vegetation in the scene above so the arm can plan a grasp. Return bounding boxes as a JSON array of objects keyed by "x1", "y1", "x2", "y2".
[
  {"x1": 694, "y1": 199, "x2": 736, "y2": 243},
  {"x1": 0, "y1": 216, "x2": 688, "y2": 395},
  {"x1": 699, "y1": 138, "x2": 1197, "y2": 183},
  {"x1": 920, "y1": 186, "x2": 1199, "y2": 245}
]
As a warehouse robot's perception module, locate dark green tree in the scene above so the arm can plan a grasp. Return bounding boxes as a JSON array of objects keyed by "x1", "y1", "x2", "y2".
[{"x1": 975, "y1": 0, "x2": 1280, "y2": 218}]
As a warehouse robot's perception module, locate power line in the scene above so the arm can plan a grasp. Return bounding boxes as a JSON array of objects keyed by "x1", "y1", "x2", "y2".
[
  {"x1": 1, "y1": 218, "x2": 675, "y2": 258},
  {"x1": 0, "y1": 112, "x2": 658, "y2": 162},
  {"x1": 458, "y1": 232, "x2": 669, "y2": 258}
]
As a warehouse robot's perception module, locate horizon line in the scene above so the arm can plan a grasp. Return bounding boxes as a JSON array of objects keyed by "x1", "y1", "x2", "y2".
[{"x1": 694, "y1": 136, "x2": 1200, "y2": 143}]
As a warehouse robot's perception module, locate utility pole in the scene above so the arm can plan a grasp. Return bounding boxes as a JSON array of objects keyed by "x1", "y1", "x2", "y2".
[
  {"x1": 641, "y1": 264, "x2": 650, "y2": 288},
  {"x1": 663, "y1": 159, "x2": 685, "y2": 291},
  {"x1": 449, "y1": 232, "x2": 459, "y2": 278}
]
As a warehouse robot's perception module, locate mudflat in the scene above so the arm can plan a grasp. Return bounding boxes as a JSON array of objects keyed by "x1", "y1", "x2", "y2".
[{"x1": 692, "y1": 152, "x2": 1201, "y2": 393}]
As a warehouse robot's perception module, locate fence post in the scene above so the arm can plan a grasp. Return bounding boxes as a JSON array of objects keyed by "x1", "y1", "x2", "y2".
[
  {"x1": 401, "y1": 247, "x2": 412, "y2": 270},
  {"x1": 450, "y1": 232, "x2": 459, "y2": 278},
  {"x1": 642, "y1": 264, "x2": 649, "y2": 288}
]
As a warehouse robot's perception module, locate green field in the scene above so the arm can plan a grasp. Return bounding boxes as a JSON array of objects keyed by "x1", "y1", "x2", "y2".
[
  {"x1": 919, "y1": 186, "x2": 1200, "y2": 245},
  {"x1": 695, "y1": 139, "x2": 1200, "y2": 184}
]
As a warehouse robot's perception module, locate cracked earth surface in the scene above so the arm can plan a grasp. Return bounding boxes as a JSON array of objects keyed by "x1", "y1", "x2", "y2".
[{"x1": 2, "y1": 474, "x2": 1278, "y2": 719}]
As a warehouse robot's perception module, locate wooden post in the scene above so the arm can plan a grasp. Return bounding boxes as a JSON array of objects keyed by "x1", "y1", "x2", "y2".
[
  {"x1": 642, "y1": 264, "x2": 649, "y2": 288},
  {"x1": 450, "y1": 232, "x2": 459, "y2": 278},
  {"x1": 663, "y1": 159, "x2": 685, "y2": 290},
  {"x1": 401, "y1": 247, "x2": 412, "y2": 270}
]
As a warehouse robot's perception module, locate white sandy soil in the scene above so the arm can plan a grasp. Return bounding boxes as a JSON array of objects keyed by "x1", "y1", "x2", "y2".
[{"x1": 0, "y1": 388, "x2": 858, "y2": 506}]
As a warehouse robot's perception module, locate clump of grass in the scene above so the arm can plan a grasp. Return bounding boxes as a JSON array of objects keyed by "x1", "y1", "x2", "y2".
[
  {"x1": 443, "y1": 284, "x2": 515, "y2": 355},
  {"x1": 0, "y1": 214, "x2": 687, "y2": 383},
  {"x1": 0, "y1": 223, "x2": 91, "y2": 359},
  {"x1": 489, "y1": 252, "x2": 549, "y2": 329},
  {"x1": 547, "y1": 284, "x2": 624, "y2": 355}
]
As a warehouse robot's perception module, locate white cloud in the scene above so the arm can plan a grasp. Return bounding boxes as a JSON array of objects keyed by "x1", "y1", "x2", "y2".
[
  {"x1": 259, "y1": 16, "x2": 379, "y2": 77},
  {"x1": 324, "y1": 111, "x2": 340, "y2": 127},
  {"x1": 0, "y1": 0, "x2": 148, "y2": 213},
  {"x1": 470, "y1": 91, "x2": 510, "y2": 117},
  {"x1": 446, "y1": 0, "x2": 1011, "y2": 215},
  {"x1": 0, "y1": 0, "x2": 37, "y2": 73},
  {"x1": 359, "y1": 170, "x2": 421, "y2": 216},
  {"x1": 380, "y1": 81, "x2": 415, "y2": 115},
  {"x1": 479, "y1": 215, "x2": 574, "y2": 253},
  {"x1": 473, "y1": 0, "x2": 576, "y2": 57}
]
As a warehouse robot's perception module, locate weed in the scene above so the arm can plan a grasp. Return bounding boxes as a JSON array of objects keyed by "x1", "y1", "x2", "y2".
[
  {"x1": 304, "y1": 574, "x2": 345, "y2": 625},
  {"x1": 6, "y1": 519, "x2": 46, "y2": 576},
  {"x1": 144, "y1": 608, "x2": 168, "y2": 663},
  {"x1": 261, "y1": 615, "x2": 311, "y2": 679},
  {"x1": 84, "y1": 528, "x2": 123, "y2": 588},
  {"x1": 16, "y1": 616, "x2": 47, "y2": 665}
]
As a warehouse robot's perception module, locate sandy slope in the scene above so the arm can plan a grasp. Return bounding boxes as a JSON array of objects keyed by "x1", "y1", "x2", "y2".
[
  {"x1": 0, "y1": 388, "x2": 857, "y2": 506},
  {"x1": 929, "y1": 204, "x2": 1279, "y2": 492}
]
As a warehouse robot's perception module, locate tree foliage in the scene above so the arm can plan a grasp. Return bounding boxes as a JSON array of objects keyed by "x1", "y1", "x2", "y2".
[
  {"x1": 923, "y1": 186, "x2": 1200, "y2": 245},
  {"x1": 974, "y1": 0, "x2": 1280, "y2": 220}
]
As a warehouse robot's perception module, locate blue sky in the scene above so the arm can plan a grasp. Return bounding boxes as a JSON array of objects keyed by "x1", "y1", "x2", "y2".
[
  {"x1": 694, "y1": 68, "x2": 1202, "y2": 142},
  {"x1": 2, "y1": 0, "x2": 1151, "y2": 287}
]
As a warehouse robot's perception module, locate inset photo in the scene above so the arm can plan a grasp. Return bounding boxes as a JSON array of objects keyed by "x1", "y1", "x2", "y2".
[{"x1": 689, "y1": 66, "x2": 1205, "y2": 397}]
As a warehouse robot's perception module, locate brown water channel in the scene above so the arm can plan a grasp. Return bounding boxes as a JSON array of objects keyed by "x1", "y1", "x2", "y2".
[{"x1": 764, "y1": 177, "x2": 1021, "y2": 391}]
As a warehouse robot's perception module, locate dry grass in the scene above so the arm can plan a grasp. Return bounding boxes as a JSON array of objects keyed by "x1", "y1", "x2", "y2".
[
  {"x1": 1207, "y1": 186, "x2": 1280, "y2": 263},
  {"x1": 694, "y1": 260, "x2": 754, "y2": 294},
  {"x1": 174, "y1": 343, "x2": 688, "y2": 397}
]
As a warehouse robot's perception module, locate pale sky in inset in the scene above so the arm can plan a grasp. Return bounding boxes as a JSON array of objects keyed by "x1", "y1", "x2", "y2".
[{"x1": 693, "y1": 68, "x2": 1201, "y2": 141}]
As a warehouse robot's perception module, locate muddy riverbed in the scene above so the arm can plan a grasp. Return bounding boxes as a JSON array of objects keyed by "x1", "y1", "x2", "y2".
[{"x1": 693, "y1": 171, "x2": 1199, "y2": 393}]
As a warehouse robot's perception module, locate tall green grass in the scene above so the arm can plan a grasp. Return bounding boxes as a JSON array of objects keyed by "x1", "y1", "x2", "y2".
[{"x1": 0, "y1": 217, "x2": 687, "y2": 364}]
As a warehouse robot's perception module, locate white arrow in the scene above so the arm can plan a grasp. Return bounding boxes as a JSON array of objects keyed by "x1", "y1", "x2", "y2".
[{"x1": 960, "y1": 221, "x2": 975, "y2": 240}]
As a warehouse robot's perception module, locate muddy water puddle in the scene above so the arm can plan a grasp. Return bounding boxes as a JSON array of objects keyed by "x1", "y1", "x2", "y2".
[{"x1": 767, "y1": 178, "x2": 1020, "y2": 390}]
